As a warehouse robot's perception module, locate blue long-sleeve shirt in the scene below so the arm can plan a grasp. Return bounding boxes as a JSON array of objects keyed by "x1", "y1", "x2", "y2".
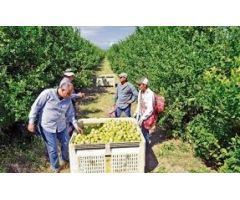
[
  {"x1": 28, "y1": 88, "x2": 78, "y2": 133},
  {"x1": 114, "y1": 82, "x2": 138, "y2": 109}
]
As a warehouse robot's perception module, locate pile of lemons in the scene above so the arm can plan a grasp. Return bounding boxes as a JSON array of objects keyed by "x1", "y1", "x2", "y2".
[{"x1": 73, "y1": 120, "x2": 141, "y2": 144}]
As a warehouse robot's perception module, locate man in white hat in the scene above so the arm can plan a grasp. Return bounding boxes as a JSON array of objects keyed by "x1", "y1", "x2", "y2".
[
  {"x1": 60, "y1": 68, "x2": 85, "y2": 99},
  {"x1": 134, "y1": 77, "x2": 155, "y2": 144},
  {"x1": 60, "y1": 69, "x2": 85, "y2": 136},
  {"x1": 114, "y1": 72, "x2": 138, "y2": 117}
]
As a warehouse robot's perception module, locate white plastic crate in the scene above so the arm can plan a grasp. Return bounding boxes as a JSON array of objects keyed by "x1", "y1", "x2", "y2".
[
  {"x1": 69, "y1": 118, "x2": 146, "y2": 173},
  {"x1": 96, "y1": 74, "x2": 116, "y2": 87}
]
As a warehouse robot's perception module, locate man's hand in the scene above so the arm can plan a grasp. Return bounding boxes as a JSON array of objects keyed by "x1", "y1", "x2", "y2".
[
  {"x1": 77, "y1": 92, "x2": 85, "y2": 98},
  {"x1": 133, "y1": 112, "x2": 137, "y2": 118},
  {"x1": 126, "y1": 100, "x2": 132, "y2": 104},
  {"x1": 75, "y1": 126, "x2": 83, "y2": 134},
  {"x1": 27, "y1": 123, "x2": 36, "y2": 133},
  {"x1": 138, "y1": 119, "x2": 143, "y2": 127}
]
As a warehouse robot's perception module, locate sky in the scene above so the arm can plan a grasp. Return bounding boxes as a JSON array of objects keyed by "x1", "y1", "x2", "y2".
[{"x1": 77, "y1": 26, "x2": 136, "y2": 49}]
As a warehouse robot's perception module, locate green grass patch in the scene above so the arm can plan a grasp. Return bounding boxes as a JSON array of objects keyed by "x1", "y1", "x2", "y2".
[
  {"x1": 0, "y1": 136, "x2": 47, "y2": 172},
  {"x1": 152, "y1": 139, "x2": 215, "y2": 173}
]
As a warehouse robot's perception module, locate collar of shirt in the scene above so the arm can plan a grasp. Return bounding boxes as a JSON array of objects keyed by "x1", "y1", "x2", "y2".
[
  {"x1": 119, "y1": 82, "x2": 128, "y2": 89},
  {"x1": 55, "y1": 88, "x2": 64, "y2": 101},
  {"x1": 141, "y1": 88, "x2": 150, "y2": 94}
]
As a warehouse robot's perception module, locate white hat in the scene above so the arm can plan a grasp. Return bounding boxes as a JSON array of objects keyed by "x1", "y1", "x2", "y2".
[
  {"x1": 137, "y1": 77, "x2": 149, "y2": 85},
  {"x1": 119, "y1": 72, "x2": 128, "y2": 78},
  {"x1": 64, "y1": 72, "x2": 75, "y2": 76},
  {"x1": 142, "y1": 78, "x2": 148, "y2": 85}
]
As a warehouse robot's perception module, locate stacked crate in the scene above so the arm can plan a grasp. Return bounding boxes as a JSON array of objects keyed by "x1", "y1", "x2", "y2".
[{"x1": 96, "y1": 74, "x2": 116, "y2": 87}]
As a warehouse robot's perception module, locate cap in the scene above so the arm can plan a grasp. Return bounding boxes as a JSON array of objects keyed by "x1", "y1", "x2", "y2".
[
  {"x1": 65, "y1": 68, "x2": 74, "y2": 72},
  {"x1": 136, "y1": 77, "x2": 149, "y2": 85},
  {"x1": 64, "y1": 68, "x2": 75, "y2": 76},
  {"x1": 119, "y1": 72, "x2": 128, "y2": 78},
  {"x1": 64, "y1": 72, "x2": 75, "y2": 76}
]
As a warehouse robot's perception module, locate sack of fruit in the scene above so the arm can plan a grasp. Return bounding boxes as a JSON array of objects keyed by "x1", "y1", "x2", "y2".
[
  {"x1": 154, "y1": 95, "x2": 165, "y2": 113},
  {"x1": 143, "y1": 111, "x2": 158, "y2": 130}
]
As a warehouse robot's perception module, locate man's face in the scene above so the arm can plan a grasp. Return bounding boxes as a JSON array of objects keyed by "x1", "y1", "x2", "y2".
[
  {"x1": 119, "y1": 76, "x2": 126, "y2": 83},
  {"x1": 138, "y1": 83, "x2": 146, "y2": 91},
  {"x1": 68, "y1": 76, "x2": 74, "y2": 81},
  {"x1": 61, "y1": 87, "x2": 73, "y2": 98}
]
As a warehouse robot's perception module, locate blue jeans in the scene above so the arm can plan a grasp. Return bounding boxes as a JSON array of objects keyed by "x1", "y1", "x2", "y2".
[
  {"x1": 115, "y1": 105, "x2": 131, "y2": 117},
  {"x1": 41, "y1": 127, "x2": 70, "y2": 170},
  {"x1": 141, "y1": 126, "x2": 151, "y2": 144}
]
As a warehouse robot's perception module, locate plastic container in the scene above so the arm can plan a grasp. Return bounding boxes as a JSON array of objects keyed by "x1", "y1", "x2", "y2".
[
  {"x1": 69, "y1": 118, "x2": 146, "y2": 173},
  {"x1": 96, "y1": 74, "x2": 116, "y2": 87}
]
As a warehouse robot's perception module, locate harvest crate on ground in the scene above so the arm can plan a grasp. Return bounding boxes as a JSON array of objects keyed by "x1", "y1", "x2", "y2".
[
  {"x1": 96, "y1": 74, "x2": 116, "y2": 87},
  {"x1": 69, "y1": 118, "x2": 146, "y2": 173}
]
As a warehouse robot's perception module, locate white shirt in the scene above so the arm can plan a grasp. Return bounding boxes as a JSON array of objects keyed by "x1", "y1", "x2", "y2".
[{"x1": 135, "y1": 88, "x2": 155, "y2": 122}]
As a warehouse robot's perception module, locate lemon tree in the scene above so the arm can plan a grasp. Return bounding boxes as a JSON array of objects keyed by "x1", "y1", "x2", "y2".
[{"x1": 107, "y1": 27, "x2": 240, "y2": 171}]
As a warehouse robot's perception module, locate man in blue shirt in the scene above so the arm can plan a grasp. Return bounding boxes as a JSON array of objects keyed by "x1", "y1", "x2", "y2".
[
  {"x1": 60, "y1": 68, "x2": 85, "y2": 100},
  {"x1": 28, "y1": 82, "x2": 82, "y2": 172},
  {"x1": 114, "y1": 72, "x2": 138, "y2": 117}
]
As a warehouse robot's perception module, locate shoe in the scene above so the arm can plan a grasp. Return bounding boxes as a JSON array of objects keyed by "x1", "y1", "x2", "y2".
[
  {"x1": 52, "y1": 168, "x2": 60, "y2": 173},
  {"x1": 60, "y1": 160, "x2": 69, "y2": 170}
]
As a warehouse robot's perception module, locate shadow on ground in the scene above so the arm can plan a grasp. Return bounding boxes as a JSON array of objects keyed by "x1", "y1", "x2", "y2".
[
  {"x1": 80, "y1": 86, "x2": 113, "y2": 105},
  {"x1": 81, "y1": 86, "x2": 109, "y2": 95},
  {"x1": 145, "y1": 127, "x2": 171, "y2": 172},
  {"x1": 77, "y1": 87, "x2": 115, "y2": 118},
  {"x1": 79, "y1": 108, "x2": 103, "y2": 118},
  {"x1": 6, "y1": 161, "x2": 32, "y2": 173}
]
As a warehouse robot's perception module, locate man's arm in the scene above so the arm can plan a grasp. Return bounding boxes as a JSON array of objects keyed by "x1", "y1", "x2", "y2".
[
  {"x1": 71, "y1": 92, "x2": 85, "y2": 100},
  {"x1": 134, "y1": 91, "x2": 141, "y2": 119},
  {"x1": 113, "y1": 84, "x2": 119, "y2": 105},
  {"x1": 66, "y1": 102, "x2": 82, "y2": 134},
  {"x1": 28, "y1": 89, "x2": 49, "y2": 133},
  {"x1": 139, "y1": 92, "x2": 155, "y2": 124},
  {"x1": 128, "y1": 83, "x2": 139, "y2": 104}
]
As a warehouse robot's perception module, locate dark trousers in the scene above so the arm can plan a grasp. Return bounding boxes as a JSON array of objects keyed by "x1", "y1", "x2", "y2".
[{"x1": 115, "y1": 105, "x2": 131, "y2": 117}]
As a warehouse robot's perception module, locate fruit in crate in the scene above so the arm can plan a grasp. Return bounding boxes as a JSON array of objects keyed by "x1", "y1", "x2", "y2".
[{"x1": 73, "y1": 120, "x2": 141, "y2": 144}]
